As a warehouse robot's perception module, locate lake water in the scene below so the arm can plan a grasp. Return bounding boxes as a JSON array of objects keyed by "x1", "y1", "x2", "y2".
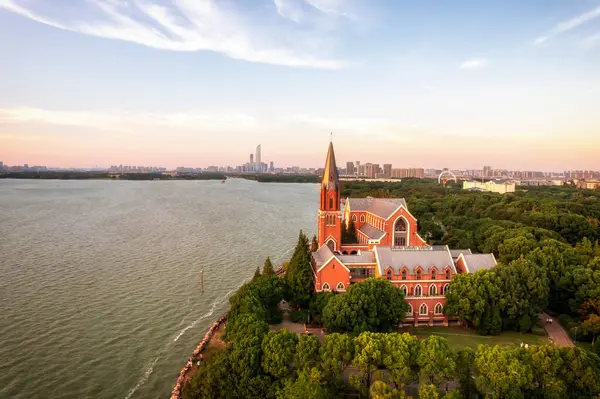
[{"x1": 0, "y1": 178, "x2": 317, "y2": 399}]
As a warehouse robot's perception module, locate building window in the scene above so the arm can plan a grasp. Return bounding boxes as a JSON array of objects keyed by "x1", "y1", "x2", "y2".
[
  {"x1": 329, "y1": 198, "x2": 333, "y2": 209},
  {"x1": 360, "y1": 215, "x2": 365, "y2": 222},
  {"x1": 352, "y1": 215, "x2": 357, "y2": 222},
  {"x1": 445, "y1": 270, "x2": 451, "y2": 280},
  {"x1": 322, "y1": 282, "x2": 330, "y2": 291},
  {"x1": 400, "y1": 285, "x2": 408, "y2": 296},
  {"x1": 414, "y1": 285, "x2": 422, "y2": 296},
  {"x1": 416, "y1": 270, "x2": 422, "y2": 280},
  {"x1": 386, "y1": 269, "x2": 392, "y2": 280},
  {"x1": 401, "y1": 270, "x2": 407, "y2": 280},
  {"x1": 336, "y1": 282, "x2": 345, "y2": 291},
  {"x1": 429, "y1": 284, "x2": 437, "y2": 296},
  {"x1": 443, "y1": 284, "x2": 449, "y2": 295},
  {"x1": 326, "y1": 240, "x2": 335, "y2": 251},
  {"x1": 394, "y1": 218, "x2": 407, "y2": 247},
  {"x1": 431, "y1": 269, "x2": 437, "y2": 280},
  {"x1": 419, "y1": 303, "x2": 428, "y2": 315},
  {"x1": 407, "y1": 304, "x2": 413, "y2": 316},
  {"x1": 434, "y1": 303, "x2": 443, "y2": 315}
]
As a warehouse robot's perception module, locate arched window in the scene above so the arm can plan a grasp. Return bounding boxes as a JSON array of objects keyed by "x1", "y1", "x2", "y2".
[
  {"x1": 434, "y1": 303, "x2": 443, "y2": 315},
  {"x1": 342, "y1": 251, "x2": 348, "y2": 255},
  {"x1": 419, "y1": 303, "x2": 428, "y2": 315},
  {"x1": 394, "y1": 217, "x2": 407, "y2": 246},
  {"x1": 414, "y1": 285, "x2": 422, "y2": 296},
  {"x1": 360, "y1": 215, "x2": 365, "y2": 222},
  {"x1": 429, "y1": 284, "x2": 437, "y2": 296},
  {"x1": 336, "y1": 282, "x2": 345, "y2": 291},
  {"x1": 350, "y1": 250, "x2": 358, "y2": 255},
  {"x1": 326, "y1": 240, "x2": 335, "y2": 251},
  {"x1": 386, "y1": 269, "x2": 392, "y2": 280},
  {"x1": 352, "y1": 214, "x2": 357, "y2": 222},
  {"x1": 445, "y1": 269, "x2": 451, "y2": 280},
  {"x1": 322, "y1": 282, "x2": 330, "y2": 291},
  {"x1": 443, "y1": 284, "x2": 449, "y2": 295},
  {"x1": 401, "y1": 270, "x2": 407, "y2": 280},
  {"x1": 431, "y1": 269, "x2": 437, "y2": 280},
  {"x1": 407, "y1": 304, "x2": 413, "y2": 316},
  {"x1": 400, "y1": 285, "x2": 408, "y2": 296},
  {"x1": 416, "y1": 269, "x2": 422, "y2": 280}
]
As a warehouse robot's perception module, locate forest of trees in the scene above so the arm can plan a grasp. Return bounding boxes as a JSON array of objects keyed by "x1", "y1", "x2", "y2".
[{"x1": 183, "y1": 181, "x2": 600, "y2": 398}]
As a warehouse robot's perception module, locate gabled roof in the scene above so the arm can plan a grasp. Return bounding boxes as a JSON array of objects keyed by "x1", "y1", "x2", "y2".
[
  {"x1": 346, "y1": 197, "x2": 408, "y2": 219},
  {"x1": 449, "y1": 248, "x2": 472, "y2": 259},
  {"x1": 358, "y1": 223, "x2": 385, "y2": 240},
  {"x1": 312, "y1": 244, "x2": 335, "y2": 267},
  {"x1": 321, "y1": 142, "x2": 339, "y2": 191},
  {"x1": 461, "y1": 254, "x2": 497, "y2": 273},
  {"x1": 374, "y1": 246, "x2": 456, "y2": 276}
]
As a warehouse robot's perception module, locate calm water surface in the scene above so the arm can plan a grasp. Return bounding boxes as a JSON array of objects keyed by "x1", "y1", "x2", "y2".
[{"x1": 0, "y1": 178, "x2": 317, "y2": 398}]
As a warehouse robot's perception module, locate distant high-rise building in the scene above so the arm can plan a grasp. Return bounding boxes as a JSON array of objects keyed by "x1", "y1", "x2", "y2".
[
  {"x1": 346, "y1": 162, "x2": 355, "y2": 175},
  {"x1": 483, "y1": 165, "x2": 492, "y2": 178},
  {"x1": 269, "y1": 161, "x2": 274, "y2": 172},
  {"x1": 383, "y1": 164, "x2": 392, "y2": 178},
  {"x1": 256, "y1": 144, "x2": 261, "y2": 168},
  {"x1": 250, "y1": 153, "x2": 254, "y2": 170}
]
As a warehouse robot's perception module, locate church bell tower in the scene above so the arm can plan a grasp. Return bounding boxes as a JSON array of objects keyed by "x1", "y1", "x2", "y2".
[{"x1": 318, "y1": 141, "x2": 342, "y2": 251}]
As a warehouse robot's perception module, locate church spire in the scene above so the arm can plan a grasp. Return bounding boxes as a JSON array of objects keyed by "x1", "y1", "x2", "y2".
[{"x1": 322, "y1": 141, "x2": 339, "y2": 191}]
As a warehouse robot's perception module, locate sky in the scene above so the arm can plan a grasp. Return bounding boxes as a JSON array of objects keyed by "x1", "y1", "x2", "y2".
[{"x1": 1, "y1": 0, "x2": 599, "y2": 171}]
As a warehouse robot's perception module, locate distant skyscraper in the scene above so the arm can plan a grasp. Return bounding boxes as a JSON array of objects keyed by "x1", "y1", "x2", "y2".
[
  {"x1": 383, "y1": 164, "x2": 392, "y2": 178},
  {"x1": 256, "y1": 144, "x2": 261, "y2": 168},
  {"x1": 250, "y1": 153, "x2": 254, "y2": 170},
  {"x1": 269, "y1": 161, "x2": 274, "y2": 172},
  {"x1": 483, "y1": 165, "x2": 492, "y2": 178},
  {"x1": 346, "y1": 162, "x2": 355, "y2": 175}
]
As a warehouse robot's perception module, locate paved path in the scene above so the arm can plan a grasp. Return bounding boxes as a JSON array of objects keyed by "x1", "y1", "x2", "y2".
[{"x1": 540, "y1": 313, "x2": 574, "y2": 347}]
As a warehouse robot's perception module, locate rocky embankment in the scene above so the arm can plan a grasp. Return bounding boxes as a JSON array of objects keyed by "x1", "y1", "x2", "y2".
[{"x1": 170, "y1": 316, "x2": 227, "y2": 399}]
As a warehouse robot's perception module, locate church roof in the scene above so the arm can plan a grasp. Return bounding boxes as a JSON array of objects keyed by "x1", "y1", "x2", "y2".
[
  {"x1": 461, "y1": 254, "x2": 497, "y2": 273},
  {"x1": 358, "y1": 223, "x2": 385, "y2": 240},
  {"x1": 449, "y1": 248, "x2": 472, "y2": 259},
  {"x1": 346, "y1": 197, "x2": 407, "y2": 219},
  {"x1": 374, "y1": 246, "x2": 456, "y2": 275},
  {"x1": 338, "y1": 251, "x2": 376, "y2": 264},
  {"x1": 321, "y1": 142, "x2": 339, "y2": 191},
  {"x1": 312, "y1": 244, "x2": 335, "y2": 267}
]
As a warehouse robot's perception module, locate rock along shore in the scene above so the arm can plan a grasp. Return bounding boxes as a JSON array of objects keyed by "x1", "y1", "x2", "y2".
[{"x1": 170, "y1": 315, "x2": 227, "y2": 399}]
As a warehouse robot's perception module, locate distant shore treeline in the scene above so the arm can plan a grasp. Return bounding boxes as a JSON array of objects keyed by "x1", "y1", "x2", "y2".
[
  {"x1": 232, "y1": 174, "x2": 320, "y2": 183},
  {"x1": 0, "y1": 171, "x2": 226, "y2": 181}
]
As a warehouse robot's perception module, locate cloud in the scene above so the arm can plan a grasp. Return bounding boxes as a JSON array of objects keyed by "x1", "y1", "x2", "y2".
[
  {"x1": 0, "y1": 107, "x2": 259, "y2": 132},
  {"x1": 581, "y1": 33, "x2": 600, "y2": 49},
  {"x1": 0, "y1": 0, "x2": 351, "y2": 69},
  {"x1": 459, "y1": 58, "x2": 488, "y2": 70},
  {"x1": 534, "y1": 5, "x2": 600, "y2": 45}
]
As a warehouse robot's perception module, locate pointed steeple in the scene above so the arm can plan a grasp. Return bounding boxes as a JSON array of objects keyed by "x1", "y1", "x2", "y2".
[{"x1": 322, "y1": 141, "x2": 339, "y2": 191}]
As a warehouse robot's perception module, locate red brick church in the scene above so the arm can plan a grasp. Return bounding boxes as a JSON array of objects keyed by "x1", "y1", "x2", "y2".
[{"x1": 311, "y1": 142, "x2": 497, "y2": 326}]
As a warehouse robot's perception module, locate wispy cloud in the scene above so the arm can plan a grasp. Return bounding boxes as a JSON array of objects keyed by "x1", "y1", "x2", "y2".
[
  {"x1": 0, "y1": 107, "x2": 259, "y2": 132},
  {"x1": 533, "y1": 5, "x2": 600, "y2": 45},
  {"x1": 0, "y1": 0, "x2": 353, "y2": 69},
  {"x1": 459, "y1": 58, "x2": 488, "y2": 70},
  {"x1": 581, "y1": 33, "x2": 600, "y2": 49}
]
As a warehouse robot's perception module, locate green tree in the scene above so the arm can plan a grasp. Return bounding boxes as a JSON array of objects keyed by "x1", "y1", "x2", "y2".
[
  {"x1": 381, "y1": 333, "x2": 419, "y2": 390},
  {"x1": 184, "y1": 350, "x2": 233, "y2": 399},
  {"x1": 524, "y1": 345, "x2": 564, "y2": 398},
  {"x1": 276, "y1": 369, "x2": 330, "y2": 399},
  {"x1": 263, "y1": 257, "x2": 275, "y2": 275},
  {"x1": 323, "y1": 278, "x2": 408, "y2": 333},
  {"x1": 497, "y1": 234, "x2": 537, "y2": 263},
  {"x1": 295, "y1": 334, "x2": 321, "y2": 372},
  {"x1": 285, "y1": 231, "x2": 315, "y2": 307},
  {"x1": 351, "y1": 332, "x2": 386, "y2": 396},
  {"x1": 454, "y1": 347, "x2": 479, "y2": 399},
  {"x1": 474, "y1": 345, "x2": 533, "y2": 399},
  {"x1": 320, "y1": 333, "x2": 355, "y2": 379},
  {"x1": 262, "y1": 330, "x2": 298, "y2": 380},
  {"x1": 310, "y1": 235, "x2": 319, "y2": 252},
  {"x1": 558, "y1": 346, "x2": 600, "y2": 398},
  {"x1": 370, "y1": 381, "x2": 406, "y2": 399},
  {"x1": 253, "y1": 266, "x2": 261, "y2": 281},
  {"x1": 419, "y1": 384, "x2": 440, "y2": 399},
  {"x1": 417, "y1": 336, "x2": 455, "y2": 389}
]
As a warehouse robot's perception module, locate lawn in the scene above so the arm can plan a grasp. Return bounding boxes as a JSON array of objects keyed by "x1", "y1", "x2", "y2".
[{"x1": 398, "y1": 326, "x2": 548, "y2": 350}]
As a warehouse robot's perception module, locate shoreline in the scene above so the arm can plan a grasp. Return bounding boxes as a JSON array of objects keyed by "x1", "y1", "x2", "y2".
[{"x1": 170, "y1": 315, "x2": 227, "y2": 399}]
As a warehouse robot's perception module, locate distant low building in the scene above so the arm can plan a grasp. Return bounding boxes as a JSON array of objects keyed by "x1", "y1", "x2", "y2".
[
  {"x1": 463, "y1": 179, "x2": 516, "y2": 194},
  {"x1": 577, "y1": 180, "x2": 600, "y2": 190}
]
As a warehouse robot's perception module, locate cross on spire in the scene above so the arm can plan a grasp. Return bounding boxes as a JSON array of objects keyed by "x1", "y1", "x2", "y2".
[{"x1": 330, "y1": 132, "x2": 332, "y2": 142}]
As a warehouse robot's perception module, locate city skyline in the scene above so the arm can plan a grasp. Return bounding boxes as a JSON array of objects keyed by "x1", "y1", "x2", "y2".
[{"x1": 1, "y1": 1, "x2": 600, "y2": 170}]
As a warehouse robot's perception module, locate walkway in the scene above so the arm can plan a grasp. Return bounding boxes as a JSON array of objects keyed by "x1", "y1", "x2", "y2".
[{"x1": 540, "y1": 313, "x2": 574, "y2": 347}]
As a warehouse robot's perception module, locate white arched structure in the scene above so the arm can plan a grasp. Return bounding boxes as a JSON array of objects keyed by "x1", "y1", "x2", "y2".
[{"x1": 438, "y1": 170, "x2": 457, "y2": 186}]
